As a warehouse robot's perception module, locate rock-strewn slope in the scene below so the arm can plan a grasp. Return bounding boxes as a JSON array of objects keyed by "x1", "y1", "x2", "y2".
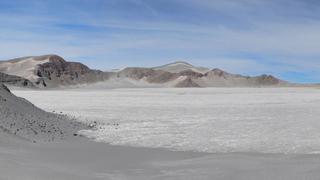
[{"x1": 0, "y1": 84, "x2": 85, "y2": 142}]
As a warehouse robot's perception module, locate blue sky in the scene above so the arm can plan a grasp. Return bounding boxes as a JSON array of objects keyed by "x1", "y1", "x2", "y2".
[{"x1": 0, "y1": 0, "x2": 320, "y2": 82}]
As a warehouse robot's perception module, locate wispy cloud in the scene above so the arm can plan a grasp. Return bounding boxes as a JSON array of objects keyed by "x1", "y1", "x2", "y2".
[{"x1": 0, "y1": 0, "x2": 320, "y2": 82}]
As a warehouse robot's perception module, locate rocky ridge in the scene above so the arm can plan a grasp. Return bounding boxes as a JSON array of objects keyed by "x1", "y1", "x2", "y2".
[
  {"x1": 0, "y1": 55, "x2": 288, "y2": 88},
  {"x1": 0, "y1": 55, "x2": 110, "y2": 88}
]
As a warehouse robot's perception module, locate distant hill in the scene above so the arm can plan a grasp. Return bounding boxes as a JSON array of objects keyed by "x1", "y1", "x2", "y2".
[
  {"x1": 0, "y1": 55, "x2": 290, "y2": 88},
  {"x1": 115, "y1": 66, "x2": 287, "y2": 88},
  {"x1": 0, "y1": 55, "x2": 110, "y2": 88}
]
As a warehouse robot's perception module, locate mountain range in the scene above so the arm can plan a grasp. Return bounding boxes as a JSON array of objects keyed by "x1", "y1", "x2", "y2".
[{"x1": 0, "y1": 54, "x2": 289, "y2": 88}]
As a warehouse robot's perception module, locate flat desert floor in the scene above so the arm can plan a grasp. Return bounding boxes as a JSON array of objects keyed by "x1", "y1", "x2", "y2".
[{"x1": 2, "y1": 87, "x2": 320, "y2": 179}]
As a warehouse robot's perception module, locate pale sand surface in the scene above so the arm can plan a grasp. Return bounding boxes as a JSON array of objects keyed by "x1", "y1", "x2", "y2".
[
  {"x1": 13, "y1": 88, "x2": 320, "y2": 154},
  {"x1": 2, "y1": 87, "x2": 320, "y2": 180},
  {"x1": 1, "y1": 133, "x2": 320, "y2": 180}
]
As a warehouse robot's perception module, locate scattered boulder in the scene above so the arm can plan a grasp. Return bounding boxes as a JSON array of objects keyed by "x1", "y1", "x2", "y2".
[{"x1": 0, "y1": 83, "x2": 86, "y2": 142}]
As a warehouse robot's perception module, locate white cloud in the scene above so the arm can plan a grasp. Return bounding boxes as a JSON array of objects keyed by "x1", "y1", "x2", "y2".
[{"x1": 1, "y1": 0, "x2": 320, "y2": 82}]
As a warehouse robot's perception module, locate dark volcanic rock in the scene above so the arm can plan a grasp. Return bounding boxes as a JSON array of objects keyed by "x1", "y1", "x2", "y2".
[
  {"x1": 0, "y1": 72, "x2": 34, "y2": 87},
  {"x1": 0, "y1": 54, "x2": 111, "y2": 88},
  {"x1": 34, "y1": 55, "x2": 110, "y2": 87},
  {"x1": 1, "y1": 83, "x2": 10, "y2": 92},
  {"x1": 178, "y1": 69, "x2": 204, "y2": 78},
  {"x1": 204, "y1": 68, "x2": 230, "y2": 78},
  {"x1": 118, "y1": 68, "x2": 178, "y2": 84},
  {"x1": 253, "y1": 74, "x2": 281, "y2": 85},
  {"x1": 175, "y1": 77, "x2": 200, "y2": 88}
]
